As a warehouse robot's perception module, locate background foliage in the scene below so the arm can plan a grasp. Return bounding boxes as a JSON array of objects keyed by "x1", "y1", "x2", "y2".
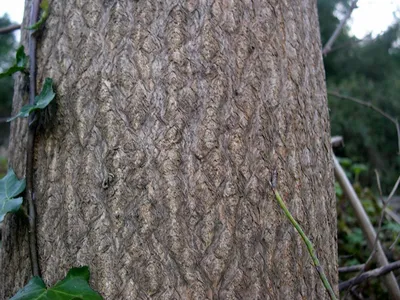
[
  {"x1": 318, "y1": 0, "x2": 400, "y2": 297},
  {"x1": 0, "y1": 14, "x2": 16, "y2": 176},
  {"x1": 318, "y1": 0, "x2": 400, "y2": 191}
]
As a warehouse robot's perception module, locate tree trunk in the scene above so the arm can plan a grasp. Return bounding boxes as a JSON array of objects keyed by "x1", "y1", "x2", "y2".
[{"x1": 1, "y1": 0, "x2": 337, "y2": 299}]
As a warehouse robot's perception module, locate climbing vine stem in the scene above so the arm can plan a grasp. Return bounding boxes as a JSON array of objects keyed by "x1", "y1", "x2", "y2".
[
  {"x1": 270, "y1": 177, "x2": 337, "y2": 300},
  {"x1": 26, "y1": 0, "x2": 42, "y2": 278},
  {"x1": 0, "y1": 1, "x2": 102, "y2": 298}
]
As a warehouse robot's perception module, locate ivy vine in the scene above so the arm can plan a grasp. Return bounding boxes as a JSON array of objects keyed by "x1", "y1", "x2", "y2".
[
  {"x1": 10, "y1": 267, "x2": 102, "y2": 300},
  {"x1": 0, "y1": 169, "x2": 25, "y2": 222},
  {"x1": 0, "y1": 0, "x2": 103, "y2": 298}
]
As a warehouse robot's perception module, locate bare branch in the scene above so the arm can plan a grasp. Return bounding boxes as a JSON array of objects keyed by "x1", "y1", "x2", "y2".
[
  {"x1": 339, "y1": 264, "x2": 365, "y2": 273},
  {"x1": 328, "y1": 91, "x2": 400, "y2": 154},
  {"x1": 0, "y1": 117, "x2": 11, "y2": 123},
  {"x1": 331, "y1": 136, "x2": 344, "y2": 147},
  {"x1": 375, "y1": 170, "x2": 383, "y2": 198},
  {"x1": 339, "y1": 261, "x2": 400, "y2": 291},
  {"x1": 333, "y1": 156, "x2": 400, "y2": 298},
  {"x1": 374, "y1": 185, "x2": 400, "y2": 250},
  {"x1": 387, "y1": 176, "x2": 400, "y2": 203},
  {"x1": 385, "y1": 207, "x2": 400, "y2": 226},
  {"x1": 328, "y1": 33, "x2": 373, "y2": 54},
  {"x1": 341, "y1": 171, "x2": 391, "y2": 298},
  {"x1": 322, "y1": 0, "x2": 359, "y2": 56},
  {"x1": 390, "y1": 232, "x2": 400, "y2": 250},
  {"x1": 0, "y1": 24, "x2": 21, "y2": 35}
]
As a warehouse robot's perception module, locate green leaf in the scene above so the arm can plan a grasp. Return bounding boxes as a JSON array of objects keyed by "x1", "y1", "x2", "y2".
[
  {"x1": 337, "y1": 157, "x2": 352, "y2": 168},
  {"x1": 26, "y1": 0, "x2": 50, "y2": 31},
  {"x1": 16, "y1": 45, "x2": 28, "y2": 68},
  {"x1": 8, "y1": 78, "x2": 56, "y2": 122},
  {"x1": 11, "y1": 267, "x2": 103, "y2": 300},
  {"x1": 346, "y1": 228, "x2": 365, "y2": 246},
  {"x1": 335, "y1": 182, "x2": 343, "y2": 197},
  {"x1": 351, "y1": 163, "x2": 368, "y2": 176},
  {"x1": 34, "y1": 78, "x2": 56, "y2": 109},
  {"x1": 0, "y1": 168, "x2": 25, "y2": 222},
  {"x1": 0, "y1": 46, "x2": 28, "y2": 78},
  {"x1": 10, "y1": 277, "x2": 46, "y2": 300},
  {"x1": 48, "y1": 267, "x2": 102, "y2": 300},
  {"x1": 383, "y1": 222, "x2": 400, "y2": 233}
]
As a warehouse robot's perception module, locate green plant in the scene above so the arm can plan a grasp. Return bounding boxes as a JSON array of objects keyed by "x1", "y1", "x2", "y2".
[
  {"x1": 7, "y1": 77, "x2": 55, "y2": 121},
  {"x1": 0, "y1": 45, "x2": 28, "y2": 78},
  {"x1": 271, "y1": 182, "x2": 337, "y2": 299},
  {"x1": 0, "y1": 156, "x2": 8, "y2": 177},
  {"x1": 337, "y1": 158, "x2": 399, "y2": 297},
  {"x1": 0, "y1": 168, "x2": 25, "y2": 222},
  {"x1": 26, "y1": 0, "x2": 50, "y2": 31},
  {"x1": 0, "y1": 1, "x2": 103, "y2": 298},
  {"x1": 10, "y1": 267, "x2": 102, "y2": 300}
]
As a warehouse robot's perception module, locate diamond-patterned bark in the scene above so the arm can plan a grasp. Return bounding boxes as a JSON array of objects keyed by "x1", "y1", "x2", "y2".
[{"x1": 1, "y1": 1, "x2": 337, "y2": 299}]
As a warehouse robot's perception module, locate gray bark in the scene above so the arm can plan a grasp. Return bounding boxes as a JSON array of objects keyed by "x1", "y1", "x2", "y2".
[{"x1": 1, "y1": 0, "x2": 337, "y2": 299}]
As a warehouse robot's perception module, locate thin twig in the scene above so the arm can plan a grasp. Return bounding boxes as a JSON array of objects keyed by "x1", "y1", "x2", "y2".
[
  {"x1": 390, "y1": 233, "x2": 400, "y2": 250},
  {"x1": 331, "y1": 136, "x2": 344, "y2": 148},
  {"x1": 384, "y1": 207, "x2": 400, "y2": 226},
  {"x1": 369, "y1": 174, "x2": 400, "y2": 260},
  {"x1": 270, "y1": 179, "x2": 337, "y2": 299},
  {"x1": 375, "y1": 176, "x2": 400, "y2": 251},
  {"x1": 339, "y1": 261, "x2": 400, "y2": 291},
  {"x1": 344, "y1": 172, "x2": 397, "y2": 298},
  {"x1": 387, "y1": 176, "x2": 400, "y2": 203},
  {"x1": 322, "y1": 0, "x2": 359, "y2": 56},
  {"x1": 327, "y1": 33, "x2": 372, "y2": 54},
  {"x1": 0, "y1": 117, "x2": 12, "y2": 123},
  {"x1": 385, "y1": 176, "x2": 400, "y2": 251},
  {"x1": 328, "y1": 91, "x2": 400, "y2": 154},
  {"x1": 333, "y1": 156, "x2": 400, "y2": 298},
  {"x1": 26, "y1": 0, "x2": 42, "y2": 278},
  {"x1": 0, "y1": 24, "x2": 21, "y2": 35},
  {"x1": 339, "y1": 264, "x2": 365, "y2": 273}
]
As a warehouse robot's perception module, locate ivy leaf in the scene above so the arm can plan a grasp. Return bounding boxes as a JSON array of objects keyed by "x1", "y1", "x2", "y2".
[
  {"x1": 0, "y1": 168, "x2": 26, "y2": 222},
  {"x1": 16, "y1": 46, "x2": 28, "y2": 68},
  {"x1": 9, "y1": 277, "x2": 46, "y2": 300},
  {"x1": 10, "y1": 267, "x2": 103, "y2": 300},
  {"x1": 26, "y1": 0, "x2": 50, "y2": 31},
  {"x1": 8, "y1": 78, "x2": 56, "y2": 122},
  {"x1": 0, "y1": 46, "x2": 28, "y2": 78},
  {"x1": 47, "y1": 267, "x2": 102, "y2": 299}
]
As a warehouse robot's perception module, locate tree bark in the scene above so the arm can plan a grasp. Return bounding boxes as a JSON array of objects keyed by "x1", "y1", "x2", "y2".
[{"x1": 1, "y1": 0, "x2": 337, "y2": 299}]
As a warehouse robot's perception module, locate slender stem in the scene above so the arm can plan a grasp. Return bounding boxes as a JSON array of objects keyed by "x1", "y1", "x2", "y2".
[
  {"x1": 333, "y1": 156, "x2": 400, "y2": 298},
  {"x1": 339, "y1": 264, "x2": 365, "y2": 273},
  {"x1": 272, "y1": 188, "x2": 338, "y2": 300},
  {"x1": 328, "y1": 91, "x2": 400, "y2": 154},
  {"x1": 0, "y1": 24, "x2": 21, "y2": 35},
  {"x1": 342, "y1": 173, "x2": 400, "y2": 299},
  {"x1": 26, "y1": 123, "x2": 39, "y2": 277},
  {"x1": 322, "y1": 0, "x2": 359, "y2": 56},
  {"x1": 327, "y1": 34, "x2": 372, "y2": 54},
  {"x1": 26, "y1": 0, "x2": 42, "y2": 278},
  {"x1": 339, "y1": 261, "x2": 400, "y2": 291},
  {"x1": 29, "y1": 0, "x2": 41, "y2": 105},
  {"x1": 0, "y1": 117, "x2": 12, "y2": 123}
]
